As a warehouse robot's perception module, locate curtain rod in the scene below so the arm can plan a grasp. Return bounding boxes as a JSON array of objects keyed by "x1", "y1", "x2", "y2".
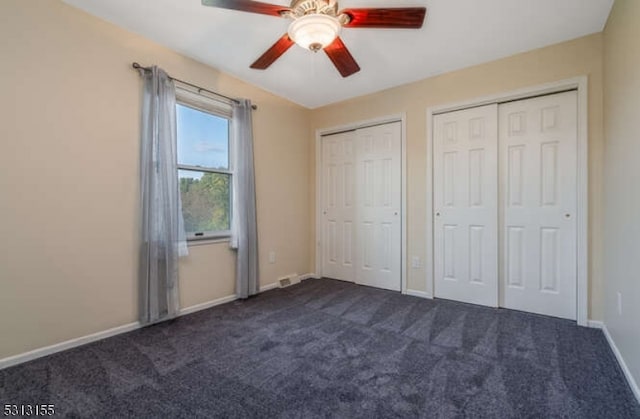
[{"x1": 132, "y1": 62, "x2": 257, "y2": 110}]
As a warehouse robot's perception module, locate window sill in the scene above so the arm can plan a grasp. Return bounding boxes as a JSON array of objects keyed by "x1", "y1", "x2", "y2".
[{"x1": 187, "y1": 237, "x2": 231, "y2": 247}]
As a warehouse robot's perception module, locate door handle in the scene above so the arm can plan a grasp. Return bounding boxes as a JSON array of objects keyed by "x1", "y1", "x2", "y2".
[{"x1": 435, "y1": 212, "x2": 441, "y2": 217}]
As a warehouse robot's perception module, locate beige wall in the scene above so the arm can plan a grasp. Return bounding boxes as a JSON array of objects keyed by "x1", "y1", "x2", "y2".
[
  {"x1": 0, "y1": 0, "x2": 616, "y2": 363},
  {"x1": 310, "y1": 34, "x2": 605, "y2": 320},
  {"x1": 0, "y1": 1, "x2": 311, "y2": 359},
  {"x1": 602, "y1": 0, "x2": 640, "y2": 391}
]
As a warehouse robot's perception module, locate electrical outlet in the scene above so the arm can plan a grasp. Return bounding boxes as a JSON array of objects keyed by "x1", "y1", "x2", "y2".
[
  {"x1": 412, "y1": 256, "x2": 421, "y2": 269},
  {"x1": 268, "y1": 251, "x2": 276, "y2": 264},
  {"x1": 617, "y1": 292, "x2": 622, "y2": 316}
]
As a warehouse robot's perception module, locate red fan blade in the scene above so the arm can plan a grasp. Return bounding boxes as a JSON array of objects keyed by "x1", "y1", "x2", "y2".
[
  {"x1": 324, "y1": 37, "x2": 360, "y2": 78},
  {"x1": 202, "y1": 0, "x2": 290, "y2": 17},
  {"x1": 341, "y1": 7, "x2": 426, "y2": 28},
  {"x1": 250, "y1": 34, "x2": 295, "y2": 69}
]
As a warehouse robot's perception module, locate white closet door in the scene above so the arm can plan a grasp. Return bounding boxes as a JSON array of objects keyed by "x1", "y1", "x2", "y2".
[
  {"x1": 499, "y1": 91, "x2": 577, "y2": 320},
  {"x1": 434, "y1": 104, "x2": 499, "y2": 307},
  {"x1": 354, "y1": 122, "x2": 402, "y2": 291},
  {"x1": 321, "y1": 131, "x2": 356, "y2": 281}
]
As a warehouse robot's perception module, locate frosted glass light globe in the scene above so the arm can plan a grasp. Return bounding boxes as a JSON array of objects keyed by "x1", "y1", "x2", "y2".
[{"x1": 288, "y1": 14, "x2": 342, "y2": 52}]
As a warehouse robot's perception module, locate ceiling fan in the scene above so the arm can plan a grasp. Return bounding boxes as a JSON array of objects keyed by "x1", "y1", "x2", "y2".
[{"x1": 201, "y1": 0, "x2": 427, "y2": 77}]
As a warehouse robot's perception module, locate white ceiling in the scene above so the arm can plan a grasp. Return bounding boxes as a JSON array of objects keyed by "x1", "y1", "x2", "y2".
[{"x1": 62, "y1": 0, "x2": 613, "y2": 108}]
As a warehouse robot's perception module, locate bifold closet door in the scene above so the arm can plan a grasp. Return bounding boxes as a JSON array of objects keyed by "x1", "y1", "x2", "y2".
[
  {"x1": 433, "y1": 104, "x2": 499, "y2": 307},
  {"x1": 499, "y1": 91, "x2": 577, "y2": 320},
  {"x1": 321, "y1": 131, "x2": 356, "y2": 282},
  {"x1": 321, "y1": 122, "x2": 402, "y2": 291},
  {"x1": 354, "y1": 122, "x2": 402, "y2": 291}
]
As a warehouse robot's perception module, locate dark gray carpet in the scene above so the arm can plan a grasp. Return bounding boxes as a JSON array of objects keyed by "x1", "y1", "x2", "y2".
[{"x1": 1, "y1": 278, "x2": 638, "y2": 418}]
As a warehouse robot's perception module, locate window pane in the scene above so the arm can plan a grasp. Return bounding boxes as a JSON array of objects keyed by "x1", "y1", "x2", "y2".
[
  {"x1": 179, "y1": 170, "x2": 231, "y2": 234},
  {"x1": 176, "y1": 104, "x2": 229, "y2": 170}
]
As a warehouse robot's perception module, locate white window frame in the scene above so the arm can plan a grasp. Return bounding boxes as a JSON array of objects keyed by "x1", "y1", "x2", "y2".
[{"x1": 175, "y1": 87, "x2": 233, "y2": 241}]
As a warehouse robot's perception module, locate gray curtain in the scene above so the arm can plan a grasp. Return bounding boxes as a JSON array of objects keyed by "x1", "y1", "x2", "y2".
[
  {"x1": 139, "y1": 66, "x2": 187, "y2": 325},
  {"x1": 230, "y1": 99, "x2": 259, "y2": 298}
]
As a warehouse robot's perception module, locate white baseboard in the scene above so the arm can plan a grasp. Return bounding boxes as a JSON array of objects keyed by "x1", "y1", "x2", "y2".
[
  {"x1": 0, "y1": 273, "x2": 321, "y2": 370},
  {"x1": 178, "y1": 294, "x2": 237, "y2": 316},
  {"x1": 404, "y1": 289, "x2": 433, "y2": 299},
  {"x1": 298, "y1": 273, "x2": 317, "y2": 281},
  {"x1": 0, "y1": 292, "x2": 245, "y2": 371},
  {"x1": 0, "y1": 321, "x2": 142, "y2": 371},
  {"x1": 0, "y1": 275, "x2": 311, "y2": 371},
  {"x1": 259, "y1": 282, "x2": 278, "y2": 292},
  {"x1": 601, "y1": 323, "x2": 640, "y2": 403},
  {"x1": 587, "y1": 320, "x2": 604, "y2": 329}
]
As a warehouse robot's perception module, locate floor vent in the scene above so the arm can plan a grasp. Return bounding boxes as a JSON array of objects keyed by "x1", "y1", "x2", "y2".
[
  {"x1": 279, "y1": 277, "x2": 291, "y2": 287},
  {"x1": 278, "y1": 273, "x2": 300, "y2": 288}
]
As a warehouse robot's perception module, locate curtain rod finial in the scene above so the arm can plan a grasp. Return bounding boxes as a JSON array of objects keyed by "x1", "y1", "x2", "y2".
[{"x1": 132, "y1": 62, "x2": 148, "y2": 76}]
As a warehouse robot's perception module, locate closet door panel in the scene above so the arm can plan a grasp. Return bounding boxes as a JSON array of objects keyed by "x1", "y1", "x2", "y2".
[
  {"x1": 433, "y1": 104, "x2": 499, "y2": 307},
  {"x1": 499, "y1": 91, "x2": 577, "y2": 320},
  {"x1": 354, "y1": 122, "x2": 402, "y2": 291},
  {"x1": 321, "y1": 132, "x2": 356, "y2": 281}
]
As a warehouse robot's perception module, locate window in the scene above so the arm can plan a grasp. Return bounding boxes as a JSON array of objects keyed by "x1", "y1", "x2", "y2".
[{"x1": 176, "y1": 88, "x2": 233, "y2": 240}]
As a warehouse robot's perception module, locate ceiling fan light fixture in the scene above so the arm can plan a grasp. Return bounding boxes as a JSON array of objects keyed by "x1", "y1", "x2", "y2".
[{"x1": 288, "y1": 14, "x2": 341, "y2": 52}]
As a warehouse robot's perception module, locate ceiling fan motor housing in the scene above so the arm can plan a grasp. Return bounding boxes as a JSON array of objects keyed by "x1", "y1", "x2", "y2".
[{"x1": 288, "y1": 0, "x2": 336, "y2": 17}]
